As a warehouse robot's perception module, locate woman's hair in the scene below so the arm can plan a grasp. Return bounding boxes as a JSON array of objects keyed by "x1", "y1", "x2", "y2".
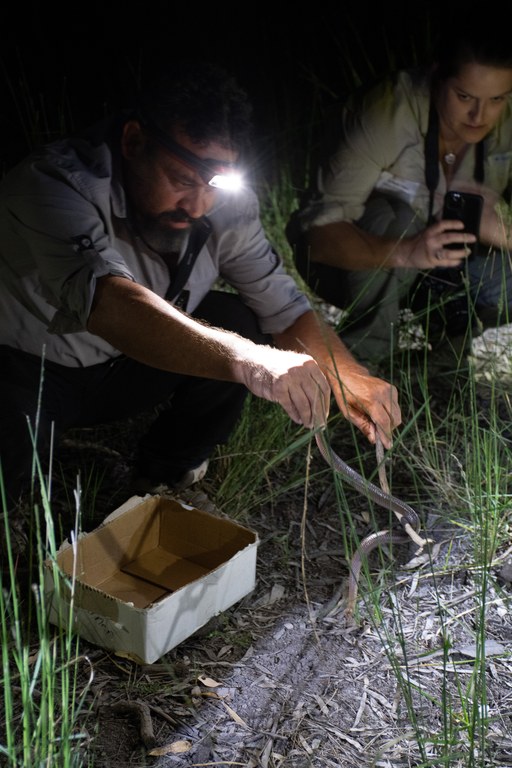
[{"x1": 433, "y1": 11, "x2": 512, "y2": 80}]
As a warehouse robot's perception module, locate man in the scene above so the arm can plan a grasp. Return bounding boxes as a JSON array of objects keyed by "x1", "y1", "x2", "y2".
[{"x1": 0, "y1": 59, "x2": 400, "y2": 519}]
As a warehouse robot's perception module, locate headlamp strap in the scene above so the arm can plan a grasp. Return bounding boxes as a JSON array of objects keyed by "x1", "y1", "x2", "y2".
[{"x1": 138, "y1": 113, "x2": 235, "y2": 185}]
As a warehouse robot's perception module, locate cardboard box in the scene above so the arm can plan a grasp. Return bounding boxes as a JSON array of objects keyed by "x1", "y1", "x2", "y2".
[{"x1": 44, "y1": 495, "x2": 258, "y2": 664}]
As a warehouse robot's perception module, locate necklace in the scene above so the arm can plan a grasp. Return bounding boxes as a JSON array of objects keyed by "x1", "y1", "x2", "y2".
[{"x1": 443, "y1": 152, "x2": 457, "y2": 165}]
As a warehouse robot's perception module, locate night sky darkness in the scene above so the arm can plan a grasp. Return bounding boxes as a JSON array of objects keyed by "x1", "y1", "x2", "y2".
[{"x1": 1, "y1": 2, "x2": 446, "y2": 176}]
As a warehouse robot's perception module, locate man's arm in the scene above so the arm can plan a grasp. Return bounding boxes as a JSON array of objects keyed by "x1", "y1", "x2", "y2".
[
  {"x1": 87, "y1": 275, "x2": 331, "y2": 429},
  {"x1": 273, "y1": 309, "x2": 401, "y2": 448}
]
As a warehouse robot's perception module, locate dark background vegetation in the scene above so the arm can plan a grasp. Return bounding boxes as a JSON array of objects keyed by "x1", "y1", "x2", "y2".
[
  {"x1": 3, "y1": 6, "x2": 512, "y2": 767},
  {"x1": 0, "y1": 1, "x2": 450, "y2": 524},
  {"x1": 1, "y1": 2, "x2": 446, "y2": 185}
]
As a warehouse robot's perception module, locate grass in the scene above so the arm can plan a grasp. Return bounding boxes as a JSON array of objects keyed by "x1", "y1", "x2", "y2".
[
  {"x1": 359, "y1": 321, "x2": 512, "y2": 765},
  {"x1": 2, "y1": 179, "x2": 512, "y2": 768},
  {"x1": 1, "y1": 465, "x2": 95, "y2": 767},
  {"x1": 2, "y1": 14, "x2": 512, "y2": 766}
]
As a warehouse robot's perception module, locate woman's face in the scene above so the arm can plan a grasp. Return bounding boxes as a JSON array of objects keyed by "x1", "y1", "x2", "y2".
[{"x1": 436, "y1": 61, "x2": 512, "y2": 144}]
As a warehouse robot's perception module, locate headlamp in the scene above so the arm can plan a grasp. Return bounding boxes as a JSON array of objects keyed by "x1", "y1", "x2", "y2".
[{"x1": 139, "y1": 116, "x2": 243, "y2": 191}]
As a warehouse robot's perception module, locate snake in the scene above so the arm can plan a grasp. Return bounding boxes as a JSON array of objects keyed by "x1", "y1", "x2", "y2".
[{"x1": 315, "y1": 430, "x2": 423, "y2": 618}]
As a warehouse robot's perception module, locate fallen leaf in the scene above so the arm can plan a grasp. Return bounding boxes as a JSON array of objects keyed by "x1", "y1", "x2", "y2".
[
  {"x1": 197, "y1": 674, "x2": 222, "y2": 687},
  {"x1": 456, "y1": 640, "x2": 506, "y2": 658},
  {"x1": 217, "y1": 644, "x2": 233, "y2": 658},
  {"x1": 402, "y1": 541, "x2": 442, "y2": 569},
  {"x1": 222, "y1": 700, "x2": 249, "y2": 727},
  {"x1": 148, "y1": 739, "x2": 192, "y2": 756}
]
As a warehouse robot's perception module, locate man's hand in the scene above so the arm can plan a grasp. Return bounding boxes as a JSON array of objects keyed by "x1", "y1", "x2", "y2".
[
  {"x1": 238, "y1": 345, "x2": 331, "y2": 429},
  {"x1": 89, "y1": 278, "x2": 398, "y2": 443},
  {"x1": 273, "y1": 310, "x2": 401, "y2": 447},
  {"x1": 330, "y1": 367, "x2": 401, "y2": 449}
]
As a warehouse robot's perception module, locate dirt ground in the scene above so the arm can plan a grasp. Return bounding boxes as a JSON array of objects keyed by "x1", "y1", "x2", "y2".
[
  {"x1": 74, "y1": 490, "x2": 512, "y2": 768},
  {"x1": 46, "y1": 414, "x2": 512, "y2": 766},
  {"x1": 10, "y1": 507, "x2": 512, "y2": 768},
  {"x1": 6, "y1": 327, "x2": 512, "y2": 768}
]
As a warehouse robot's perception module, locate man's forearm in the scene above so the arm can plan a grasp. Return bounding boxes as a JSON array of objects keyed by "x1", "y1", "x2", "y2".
[
  {"x1": 87, "y1": 276, "x2": 333, "y2": 429},
  {"x1": 87, "y1": 275, "x2": 254, "y2": 381},
  {"x1": 273, "y1": 309, "x2": 367, "y2": 381}
]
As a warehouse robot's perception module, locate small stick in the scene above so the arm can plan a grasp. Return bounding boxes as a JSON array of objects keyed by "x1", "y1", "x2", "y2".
[{"x1": 110, "y1": 700, "x2": 156, "y2": 749}]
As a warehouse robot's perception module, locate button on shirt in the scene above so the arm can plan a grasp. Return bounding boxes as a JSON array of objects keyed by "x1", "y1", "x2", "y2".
[{"x1": 0, "y1": 118, "x2": 311, "y2": 367}]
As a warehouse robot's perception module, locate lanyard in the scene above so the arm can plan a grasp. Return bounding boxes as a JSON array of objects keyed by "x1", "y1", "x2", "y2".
[{"x1": 165, "y1": 217, "x2": 212, "y2": 306}]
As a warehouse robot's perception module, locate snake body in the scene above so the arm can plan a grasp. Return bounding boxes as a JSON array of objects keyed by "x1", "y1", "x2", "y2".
[{"x1": 315, "y1": 432, "x2": 421, "y2": 616}]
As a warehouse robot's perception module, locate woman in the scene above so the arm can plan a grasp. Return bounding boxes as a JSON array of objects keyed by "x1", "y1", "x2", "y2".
[{"x1": 287, "y1": 13, "x2": 512, "y2": 364}]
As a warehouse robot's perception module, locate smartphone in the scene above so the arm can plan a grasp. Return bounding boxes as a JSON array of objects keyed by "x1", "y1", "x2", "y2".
[{"x1": 442, "y1": 191, "x2": 483, "y2": 253}]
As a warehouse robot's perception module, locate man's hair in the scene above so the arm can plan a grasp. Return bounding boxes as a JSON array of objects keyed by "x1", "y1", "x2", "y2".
[
  {"x1": 433, "y1": 11, "x2": 512, "y2": 80},
  {"x1": 135, "y1": 59, "x2": 254, "y2": 153}
]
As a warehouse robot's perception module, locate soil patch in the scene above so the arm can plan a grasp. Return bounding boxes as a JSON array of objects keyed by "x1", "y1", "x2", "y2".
[{"x1": 5, "y1": 347, "x2": 512, "y2": 768}]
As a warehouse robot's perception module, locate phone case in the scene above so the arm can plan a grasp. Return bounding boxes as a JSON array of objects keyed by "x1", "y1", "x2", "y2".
[{"x1": 442, "y1": 191, "x2": 483, "y2": 252}]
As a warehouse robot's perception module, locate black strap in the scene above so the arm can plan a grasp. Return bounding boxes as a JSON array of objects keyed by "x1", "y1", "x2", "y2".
[
  {"x1": 424, "y1": 98, "x2": 485, "y2": 224},
  {"x1": 424, "y1": 100, "x2": 441, "y2": 224},
  {"x1": 165, "y1": 217, "x2": 212, "y2": 304}
]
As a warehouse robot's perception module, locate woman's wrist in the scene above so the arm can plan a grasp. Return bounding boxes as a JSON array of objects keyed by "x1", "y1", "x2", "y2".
[{"x1": 391, "y1": 235, "x2": 419, "y2": 268}]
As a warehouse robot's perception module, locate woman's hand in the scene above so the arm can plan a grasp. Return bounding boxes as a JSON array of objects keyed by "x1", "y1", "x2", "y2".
[{"x1": 403, "y1": 219, "x2": 475, "y2": 268}]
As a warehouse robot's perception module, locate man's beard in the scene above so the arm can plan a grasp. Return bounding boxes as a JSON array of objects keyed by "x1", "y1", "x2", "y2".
[{"x1": 134, "y1": 210, "x2": 194, "y2": 254}]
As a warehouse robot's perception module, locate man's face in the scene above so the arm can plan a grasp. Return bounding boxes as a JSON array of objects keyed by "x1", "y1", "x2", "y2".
[{"x1": 121, "y1": 121, "x2": 239, "y2": 251}]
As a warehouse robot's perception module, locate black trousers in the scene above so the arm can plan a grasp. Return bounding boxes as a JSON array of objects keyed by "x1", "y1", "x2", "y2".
[{"x1": 0, "y1": 292, "x2": 269, "y2": 509}]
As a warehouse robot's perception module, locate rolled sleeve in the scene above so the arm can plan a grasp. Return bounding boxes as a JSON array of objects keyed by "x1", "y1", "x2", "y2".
[{"x1": 1, "y1": 154, "x2": 134, "y2": 334}]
